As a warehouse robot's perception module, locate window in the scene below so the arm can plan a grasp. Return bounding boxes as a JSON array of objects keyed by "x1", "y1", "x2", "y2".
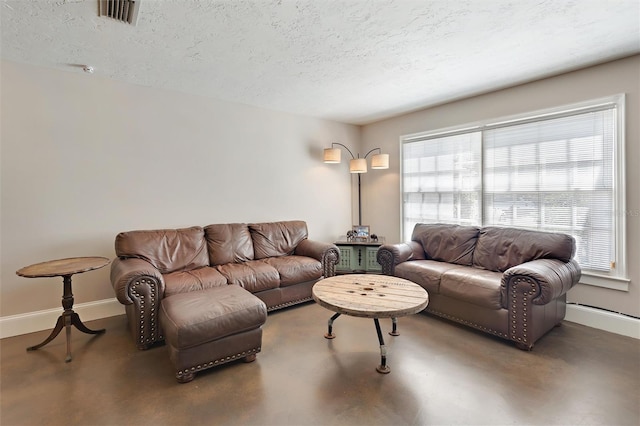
[
  {"x1": 402, "y1": 131, "x2": 482, "y2": 229},
  {"x1": 401, "y1": 95, "x2": 628, "y2": 290}
]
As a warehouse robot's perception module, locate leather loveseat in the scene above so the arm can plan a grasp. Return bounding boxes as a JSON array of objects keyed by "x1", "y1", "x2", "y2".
[
  {"x1": 377, "y1": 224, "x2": 581, "y2": 350},
  {"x1": 110, "y1": 220, "x2": 339, "y2": 349}
]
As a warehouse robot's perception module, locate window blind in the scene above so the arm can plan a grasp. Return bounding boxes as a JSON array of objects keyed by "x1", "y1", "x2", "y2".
[
  {"x1": 483, "y1": 108, "x2": 615, "y2": 272},
  {"x1": 402, "y1": 132, "x2": 482, "y2": 240},
  {"x1": 401, "y1": 101, "x2": 618, "y2": 274}
]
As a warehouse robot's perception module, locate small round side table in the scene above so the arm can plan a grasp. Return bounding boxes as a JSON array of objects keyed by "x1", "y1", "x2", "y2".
[{"x1": 16, "y1": 256, "x2": 110, "y2": 362}]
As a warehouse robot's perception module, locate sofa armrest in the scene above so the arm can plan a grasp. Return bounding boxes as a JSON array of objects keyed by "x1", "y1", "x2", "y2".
[
  {"x1": 377, "y1": 241, "x2": 425, "y2": 275},
  {"x1": 295, "y1": 239, "x2": 340, "y2": 277},
  {"x1": 500, "y1": 258, "x2": 580, "y2": 350},
  {"x1": 110, "y1": 257, "x2": 166, "y2": 305},
  {"x1": 501, "y1": 258, "x2": 581, "y2": 307},
  {"x1": 110, "y1": 257, "x2": 166, "y2": 349}
]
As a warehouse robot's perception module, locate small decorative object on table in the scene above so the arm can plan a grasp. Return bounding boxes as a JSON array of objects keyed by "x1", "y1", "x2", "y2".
[
  {"x1": 352, "y1": 225, "x2": 370, "y2": 242},
  {"x1": 370, "y1": 234, "x2": 378, "y2": 242}
]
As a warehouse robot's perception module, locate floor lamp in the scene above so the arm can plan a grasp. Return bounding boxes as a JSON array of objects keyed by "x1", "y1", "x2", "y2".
[{"x1": 323, "y1": 143, "x2": 389, "y2": 226}]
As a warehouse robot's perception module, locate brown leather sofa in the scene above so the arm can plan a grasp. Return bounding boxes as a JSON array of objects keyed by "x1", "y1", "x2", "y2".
[
  {"x1": 377, "y1": 224, "x2": 581, "y2": 350},
  {"x1": 110, "y1": 220, "x2": 339, "y2": 349}
]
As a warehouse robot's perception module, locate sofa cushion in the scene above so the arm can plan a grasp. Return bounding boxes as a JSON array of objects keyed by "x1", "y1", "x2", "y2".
[
  {"x1": 115, "y1": 226, "x2": 209, "y2": 274},
  {"x1": 394, "y1": 260, "x2": 469, "y2": 294},
  {"x1": 262, "y1": 255, "x2": 322, "y2": 287},
  {"x1": 164, "y1": 266, "x2": 228, "y2": 297},
  {"x1": 412, "y1": 224, "x2": 480, "y2": 266},
  {"x1": 204, "y1": 223, "x2": 254, "y2": 265},
  {"x1": 216, "y1": 260, "x2": 280, "y2": 293},
  {"x1": 249, "y1": 221, "x2": 308, "y2": 259},
  {"x1": 439, "y1": 267, "x2": 503, "y2": 310},
  {"x1": 473, "y1": 227, "x2": 576, "y2": 272},
  {"x1": 160, "y1": 285, "x2": 267, "y2": 349}
]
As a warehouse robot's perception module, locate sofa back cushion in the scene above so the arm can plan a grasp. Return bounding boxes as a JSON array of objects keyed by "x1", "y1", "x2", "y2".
[
  {"x1": 204, "y1": 223, "x2": 254, "y2": 265},
  {"x1": 115, "y1": 226, "x2": 209, "y2": 274},
  {"x1": 411, "y1": 223, "x2": 480, "y2": 266},
  {"x1": 249, "y1": 221, "x2": 308, "y2": 259},
  {"x1": 473, "y1": 226, "x2": 576, "y2": 272}
]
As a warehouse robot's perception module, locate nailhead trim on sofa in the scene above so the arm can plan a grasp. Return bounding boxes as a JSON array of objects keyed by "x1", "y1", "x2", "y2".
[{"x1": 176, "y1": 347, "x2": 261, "y2": 382}]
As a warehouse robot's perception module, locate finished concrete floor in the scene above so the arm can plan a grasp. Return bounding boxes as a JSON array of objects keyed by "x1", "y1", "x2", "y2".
[{"x1": 1, "y1": 302, "x2": 639, "y2": 425}]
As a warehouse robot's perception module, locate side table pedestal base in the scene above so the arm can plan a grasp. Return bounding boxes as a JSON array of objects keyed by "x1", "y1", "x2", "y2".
[{"x1": 27, "y1": 310, "x2": 105, "y2": 362}]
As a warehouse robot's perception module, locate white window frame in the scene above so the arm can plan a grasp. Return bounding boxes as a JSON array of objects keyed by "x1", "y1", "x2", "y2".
[{"x1": 400, "y1": 94, "x2": 629, "y2": 291}]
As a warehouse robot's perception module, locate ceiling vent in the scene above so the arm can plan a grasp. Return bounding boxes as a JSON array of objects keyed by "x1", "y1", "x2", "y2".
[{"x1": 99, "y1": 0, "x2": 141, "y2": 25}]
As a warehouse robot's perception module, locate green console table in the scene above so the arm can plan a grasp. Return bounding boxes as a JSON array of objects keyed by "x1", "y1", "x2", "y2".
[{"x1": 334, "y1": 237, "x2": 385, "y2": 274}]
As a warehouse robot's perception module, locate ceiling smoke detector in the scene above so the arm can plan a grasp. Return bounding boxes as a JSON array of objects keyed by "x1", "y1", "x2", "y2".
[{"x1": 98, "y1": 0, "x2": 141, "y2": 25}]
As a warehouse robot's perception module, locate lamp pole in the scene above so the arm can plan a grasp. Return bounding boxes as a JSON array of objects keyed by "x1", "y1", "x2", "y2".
[
  {"x1": 357, "y1": 148, "x2": 385, "y2": 226},
  {"x1": 325, "y1": 144, "x2": 387, "y2": 227},
  {"x1": 357, "y1": 173, "x2": 362, "y2": 226}
]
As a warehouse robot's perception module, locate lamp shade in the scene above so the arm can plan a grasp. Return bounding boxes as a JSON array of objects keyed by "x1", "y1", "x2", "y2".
[
  {"x1": 349, "y1": 158, "x2": 367, "y2": 173},
  {"x1": 323, "y1": 148, "x2": 341, "y2": 163},
  {"x1": 371, "y1": 153, "x2": 389, "y2": 169}
]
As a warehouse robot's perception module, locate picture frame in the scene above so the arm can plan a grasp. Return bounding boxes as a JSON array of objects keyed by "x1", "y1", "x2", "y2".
[{"x1": 352, "y1": 225, "x2": 370, "y2": 241}]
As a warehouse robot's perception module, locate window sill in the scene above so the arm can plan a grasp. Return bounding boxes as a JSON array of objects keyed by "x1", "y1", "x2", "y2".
[{"x1": 579, "y1": 272, "x2": 630, "y2": 292}]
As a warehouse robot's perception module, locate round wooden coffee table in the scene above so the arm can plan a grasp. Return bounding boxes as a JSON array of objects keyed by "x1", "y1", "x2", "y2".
[
  {"x1": 16, "y1": 256, "x2": 110, "y2": 362},
  {"x1": 312, "y1": 274, "x2": 428, "y2": 373}
]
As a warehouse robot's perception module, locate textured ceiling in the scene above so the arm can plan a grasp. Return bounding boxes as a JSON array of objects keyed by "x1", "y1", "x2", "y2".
[{"x1": 2, "y1": 0, "x2": 639, "y2": 124}]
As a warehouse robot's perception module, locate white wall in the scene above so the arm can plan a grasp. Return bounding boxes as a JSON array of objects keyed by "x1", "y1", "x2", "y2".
[
  {"x1": 3, "y1": 56, "x2": 637, "y2": 333},
  {"x1": 0, "y1": 60, "x2": 358, "y2": 318},
  {"x1": 361, "y1": 55, "x2": 640, "y2": 318}
]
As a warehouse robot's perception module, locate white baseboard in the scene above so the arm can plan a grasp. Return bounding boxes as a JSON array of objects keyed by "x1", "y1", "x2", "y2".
[
  {"x1": 0, "y1": 298, "x2": 125, "y2": 339},
  {"x1": 565, "y1": 304, "x2": 640, "y2": 339},
  {"x1": 1, "y1": 299, "x2": 637, "y2": 341}
]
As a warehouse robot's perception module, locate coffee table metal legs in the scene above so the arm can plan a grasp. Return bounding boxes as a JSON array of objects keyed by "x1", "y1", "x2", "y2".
[
  {"x1": 26, "y1": 274, "x2": 105, "y2": 362},
  {"x1": 373, "y1": 318, "x2": 390, "y2": 374},
  {"x1": 389, "y1": 317, "x2": 400, "y2": 336},
  {"x1": 324, "y1": 313, "x2": 340, "y2": 339},
  {"x1": 323, "y1": 314, "x2": 398, "y2": 374}
]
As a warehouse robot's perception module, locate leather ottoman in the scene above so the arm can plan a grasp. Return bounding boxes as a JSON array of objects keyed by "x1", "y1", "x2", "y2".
[{"x1": 159, "y1": 285, "x2": 267, "y2": 383}]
